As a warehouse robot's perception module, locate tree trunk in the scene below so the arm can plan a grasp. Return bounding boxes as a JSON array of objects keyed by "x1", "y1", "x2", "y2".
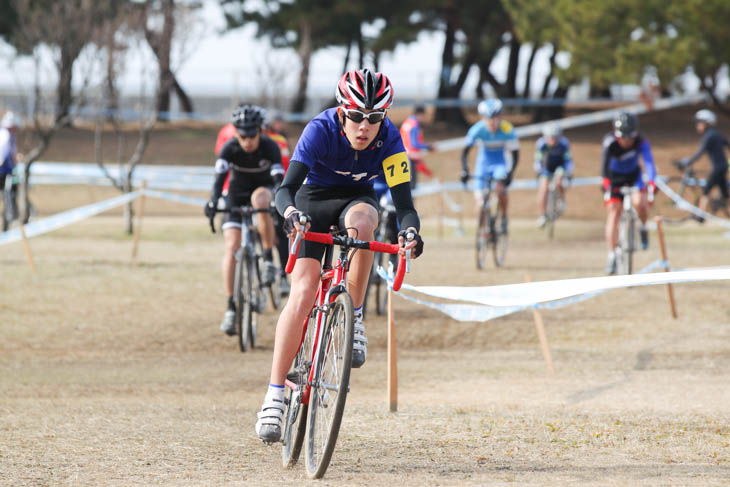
[
  {"x1": 434, "y1": 12, "x2": 466, "y2": 126},
  {"x1": 291, "y1": 18, "x2": 312, "y2": 114},
  {"x1": 172, "y1": 75, "x2": 194, "y2": 114},
  {"x1": 522, "y1": 44, "x2": 537, "y2": 109},
  {"x1": 56, "y1": 46, "x2": 75, "y2": 124},
  {"x1": 153, "y1": 0, "x2": 175, "y2": 121},
  {"x1": 505, "y1": 33, "x2": 520, "y2": 98}
]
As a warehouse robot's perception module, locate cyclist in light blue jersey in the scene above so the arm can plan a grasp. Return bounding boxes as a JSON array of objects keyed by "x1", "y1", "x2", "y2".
[{"x1": 461, "y1": 98, "x2": 520, "y2": 234}]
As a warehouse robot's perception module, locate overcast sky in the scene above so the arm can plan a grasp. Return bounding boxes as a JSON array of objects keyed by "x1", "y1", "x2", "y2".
[{"x1": 0, "y1": 0, "x2": 564, "y2": 103}]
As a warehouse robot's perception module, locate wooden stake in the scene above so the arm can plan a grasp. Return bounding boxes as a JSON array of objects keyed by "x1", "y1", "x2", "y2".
[
  {"x1": 18, "y1": 220, "x2": 36, "y2": 273},
  {"x1": 526, "y1": 275, "x2": 554, "y2": 374},
  {"x1": 654, "y1": 216, "x2": 678, "y2": 319},
  {"x1": 387, "y1": 288, "x2": 398, "y2": 412},
  {"x1": 131, "y1": 181, "x2": 147, "y2": 260}
]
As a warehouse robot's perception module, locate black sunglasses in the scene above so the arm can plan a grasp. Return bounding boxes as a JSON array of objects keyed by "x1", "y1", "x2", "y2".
[{"x1": 343, "y1": 108, "x2": 386, "y2": 124}]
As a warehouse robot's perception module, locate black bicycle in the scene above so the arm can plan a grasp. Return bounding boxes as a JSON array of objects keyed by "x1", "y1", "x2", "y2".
[
  {"x1": 669, "y1": 160, "x2": 729, "y2": 219},
  {"x1": 475, "y1": 177, "x2": 508, "y2": 269},
  {"x1": 209, "y1": 205, "x2": 280, "y2": 352},
  {"x1": 543, "y1": 171, "x2": 567, "y2": 239}
]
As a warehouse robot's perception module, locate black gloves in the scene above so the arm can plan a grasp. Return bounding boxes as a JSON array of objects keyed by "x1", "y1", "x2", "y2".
[{"x1": 398, "y1": 229, "x2": 424, "y2": 258}]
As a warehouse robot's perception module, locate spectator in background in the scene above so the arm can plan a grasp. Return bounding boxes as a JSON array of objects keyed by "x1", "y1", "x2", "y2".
[{"x1": 399, "y1": 105, "x2": 433, "y2": 189}]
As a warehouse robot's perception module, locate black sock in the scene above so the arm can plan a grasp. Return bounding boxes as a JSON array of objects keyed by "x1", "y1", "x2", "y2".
[
  {"x1": 263, "y1": 249, "x2": 273, "y2": 261},
  {"x1": 227, "y1": 296, "x2": 235, "y2": 311}
]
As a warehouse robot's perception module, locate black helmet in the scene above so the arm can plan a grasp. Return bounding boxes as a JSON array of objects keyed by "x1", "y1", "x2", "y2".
[
  {"x1": 613, "y1": 112, "x2": 638, "y2": 138},
  {"x1": 231, "y1": 104, "x2": 265, "y2": 136}
]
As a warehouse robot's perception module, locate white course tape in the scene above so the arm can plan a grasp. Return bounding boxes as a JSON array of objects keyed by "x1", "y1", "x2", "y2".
[
  {"x1": 399, "y1": 266, "x2": 728, "y2": 308},
  {"x1": 432, "y1": 94, "x2": 705, "y2": 152},
  {"x1": 142, "y1": 189, "x2": 208, "y2": 207},
  {"x1": 379, "y1": 260, "x2": 668, "y2": 322},
  {"x1": 655, "y1": 178, "x2": 730, "y2": 229},
  {"x1": 0, "y1": 191, "x2": 141, "y2": 246}
]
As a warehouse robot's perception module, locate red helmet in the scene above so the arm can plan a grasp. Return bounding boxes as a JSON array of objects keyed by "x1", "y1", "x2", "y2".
[{"x1": 335, "y1": 68, "x2": 394, "y2": 110}]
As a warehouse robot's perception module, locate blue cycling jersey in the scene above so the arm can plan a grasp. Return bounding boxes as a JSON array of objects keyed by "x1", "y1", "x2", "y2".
[
  {"x1": 601, "y1": 134, "x2": 656, "y2": 182},
  {"x1": 534, "y1": 135, "x2": 573, "y2": 175},
  {"x1": 465, "y1": 119, "x2": 519, "y2": 176},
  {"x1": 291, "y1": 107, "x2": 410, "y2": 189}
]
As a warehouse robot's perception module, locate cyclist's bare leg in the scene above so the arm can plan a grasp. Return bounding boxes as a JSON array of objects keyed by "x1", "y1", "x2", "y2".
[
  {"x1": 605, "y1": 201, "x2": 622, "y2": 251},
  {"x1": 252, "y1": 186, "x2": 274, "y2": 250},
  {"x1": 269, "y1": 257, "x2": 320, "y2": 385},
  {"x1": 222, "y1": 227, "x2": 242, "y2": 297},
  {"x1": 632, "y1": 191, "x2": 648, "y2": 225},
  {"x1": 343, "y1": 202, "x2": 378, "y2": 308},
  {"x1": 537, "y1": 176, "x2": 549, "y2": 214},
  {"x1": 496, "y1": 181, "x2": 508, "y2": 218},
  {"x1": 554, "y1": 173, "x2": 565, "y2": 199}
]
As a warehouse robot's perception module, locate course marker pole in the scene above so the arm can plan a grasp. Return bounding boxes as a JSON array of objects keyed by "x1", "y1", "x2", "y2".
[
  {"x1": 131, "y1": 181, "x2": 148, "y2": 260},
  {"x1": 654, "y1": 216, "x2": 678, "y2": 318},
  {"x1": 18, "y1": 220, "x2": 36, "y2": 273},
  {"x1": 526, "y1": 275, "x2": 554, "y2": 374},
  {"x1": 387, "y1": 288, "x2": 398, "y2": 412}
]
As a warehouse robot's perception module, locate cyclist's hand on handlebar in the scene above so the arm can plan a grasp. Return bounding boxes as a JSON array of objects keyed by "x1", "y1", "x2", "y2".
[
  {"x1": 602, "y1": 177, "x2": 611, "y2": 192},
  {"x1": 460, "y1": 170, "x2": 470, "y2": 185},
  {"x1": 647, "y1": 181, "x2": 656, "y2": 205},
  {"x1": 283, "y1": 210, "x2": 311, "y2": 237},
  {"x1": 397, "y1": 229, "x2": 424, "y2": 258},
  {"x1": 204, "y1": 200, "x2": 216, "y2": 219}
]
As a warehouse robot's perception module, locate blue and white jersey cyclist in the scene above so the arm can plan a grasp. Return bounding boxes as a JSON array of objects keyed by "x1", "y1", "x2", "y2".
[
  {"x1": 461, "y1": 98, "x2": 520, "y2": 234},
  {"x1": 254, "y1": 69, "x2": 424, "y2": 444},
  {"x1": 601, "y1": 111, "x2": 657, "y2": 274}
]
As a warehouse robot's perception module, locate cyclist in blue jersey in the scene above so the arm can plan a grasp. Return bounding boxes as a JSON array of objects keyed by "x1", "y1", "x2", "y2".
[
  {"x1": 677, "y1": 109, "x2": 730, "y2": 222},
  {"x1": 1, "y1": 112, "x2": 21, "y2": 231},
  {"x1": 461, "y1": 98, "x2": 520, "y2": 234},
  {"x1": 601, "y1": 112, "x2": 657, "y2": 274},
  {"x1": 534, "y1": 123, "x2": 573, "y2": 227},
  {"x1": 255, "y1": 69, "x2": 424, "y2": 443}
]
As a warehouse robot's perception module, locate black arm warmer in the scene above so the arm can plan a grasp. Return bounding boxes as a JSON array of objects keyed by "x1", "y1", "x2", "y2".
[
  {"x1": 510, "y1": 150, "x2": 519, "y2": 173},
  {"x1": 275, "y1": 160, "x2": 310, "y2": 216},
  {"x1": 390, "y1": 181, "x2": 420, "y2": 232},
  {"x1": 210, "y1": 172, "x2": 227, "y2": 202},
  {"x1": 601, "y1": 144, "x2": 610, "y2": 179},
  {"x1": 461, "y1": 146, "x2": 472, "y2": 172}
]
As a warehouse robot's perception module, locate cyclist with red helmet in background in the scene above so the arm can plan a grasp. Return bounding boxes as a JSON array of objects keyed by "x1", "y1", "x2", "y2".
[
  {"x1": 255, "y1": 68, "x2": 424, "y2": 443},
  {"x1": 601, "y1": 112, "x2": 656, "y2": 274},
  {"x1": 205, "y1": 105, "x2": 284, "y2": 335},
  {"x1": 677, "y1": 109, "x2": 730, "y2": 222},
  {"x1": 399, "y1": 105, "x2": 433, "y2": 189}
]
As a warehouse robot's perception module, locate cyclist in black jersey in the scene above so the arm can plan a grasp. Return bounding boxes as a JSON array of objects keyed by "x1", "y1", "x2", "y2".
[
  {"x1": 205, "y1": 105, "x2": 284, "y2": 336},
  {"x1": 677, "y1": 109, "x2": 730, "y2": 221}
]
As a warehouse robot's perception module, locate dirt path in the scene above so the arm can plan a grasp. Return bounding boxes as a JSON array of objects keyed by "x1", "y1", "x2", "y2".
[{"x1": 2, "y1": 214, "x2": 729, "y2": 486}]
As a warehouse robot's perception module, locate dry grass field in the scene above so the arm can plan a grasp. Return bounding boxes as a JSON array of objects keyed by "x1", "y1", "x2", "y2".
[{"x1": 2, "y1": 105, "x2": 730, "y2": 485}]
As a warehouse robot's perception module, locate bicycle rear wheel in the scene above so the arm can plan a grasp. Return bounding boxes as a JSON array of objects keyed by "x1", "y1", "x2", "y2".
[
  {"x1": 282, "y1": 312, "x2": 316, "y2": 468},
  {"x1": 305, "y1": 292, "x2": 354, "y2": 479},
  {"x1": 475, "y1": 207, "x2": 488, "y2": 270},
  {"x1": 373, "y1": 251, "x2": 388, "y2": 316}
]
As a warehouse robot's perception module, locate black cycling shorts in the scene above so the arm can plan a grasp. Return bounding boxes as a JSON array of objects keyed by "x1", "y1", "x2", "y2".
[
  {"x1": 608, "y1": 168, "x2": 641, "y2": 200},
  {"x1": 222, "y1": 187, "x2": 273, "y2": 230},
  {"x1": 704, "y1": 170, "x2": 729, "y2": 199},
  {"x1": 294, "y1": 184, "x2": 378, "y2": 262}
]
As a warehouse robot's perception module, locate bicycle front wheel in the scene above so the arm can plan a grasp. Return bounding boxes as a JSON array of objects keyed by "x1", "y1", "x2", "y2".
[
  {"x1": 545, "y1": 186, "x2": 557, "y2": 239},
  {"x1": 305, "y1": 292, "x2": 354, "y2": 479},
  {"x1": 235, "y1": 254, "x2": 256, "y2": 352},
  {"x1": 617, "y1": 214, "x2": 634, "y2": 275},
  {"x1": 282, "y1": 312, "x2": 316, "y2": 468}
]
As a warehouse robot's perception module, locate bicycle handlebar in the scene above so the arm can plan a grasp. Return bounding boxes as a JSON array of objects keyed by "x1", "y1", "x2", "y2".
[{"x1": 285, "y1": 229, "x2": 411, "y2": 292}]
